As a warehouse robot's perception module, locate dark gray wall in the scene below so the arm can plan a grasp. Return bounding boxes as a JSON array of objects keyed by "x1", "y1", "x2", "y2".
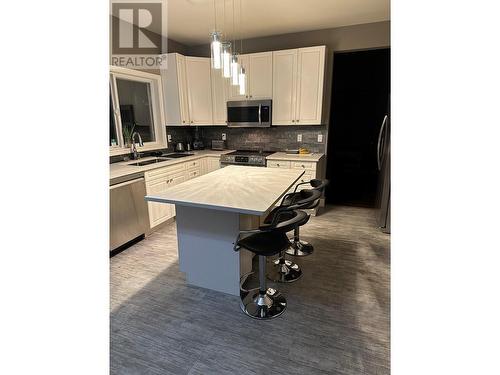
[{"x1": 187, "y1": 21, "x2": 390, "y2": 56}]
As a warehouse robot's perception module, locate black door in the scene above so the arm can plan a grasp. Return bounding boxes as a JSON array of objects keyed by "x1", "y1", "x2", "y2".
[{"x1": 325, "y1": 48, "x2": 390, "y2": 207}]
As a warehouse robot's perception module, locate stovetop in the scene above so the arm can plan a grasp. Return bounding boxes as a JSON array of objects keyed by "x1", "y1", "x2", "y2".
[
  {"x1": 226, "y1": 150, "x2": 273, "y2": 156},
  {"x1": 220, "y1": 150, "x2": 273, "y2": 167}
]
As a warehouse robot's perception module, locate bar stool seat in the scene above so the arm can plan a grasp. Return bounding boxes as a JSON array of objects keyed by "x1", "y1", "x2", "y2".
[{"x1": 235, "y1": 208, "x2": 306, "y2": 320}]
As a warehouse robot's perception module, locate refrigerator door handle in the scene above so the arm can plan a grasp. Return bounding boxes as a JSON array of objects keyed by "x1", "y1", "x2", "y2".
[{"x1": 377, "y1": 115, "x2": 388, "y2": 171}]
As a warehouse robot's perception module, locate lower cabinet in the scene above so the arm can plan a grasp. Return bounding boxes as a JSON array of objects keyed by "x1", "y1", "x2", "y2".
[{"x1": 145, "y1": 155, "x2": 221, "y2": 230}]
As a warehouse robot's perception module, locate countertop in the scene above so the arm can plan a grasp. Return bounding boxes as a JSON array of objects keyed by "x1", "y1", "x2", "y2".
[
  {"x1": 266, "y1": 152, "x2": 325, "y2": 162},
  {"x1": 109, "y1": 150, "x2": 234, "y2": 185},
  {"x1": 145, "y1": 165, "x2": 304, "y2": 216}
]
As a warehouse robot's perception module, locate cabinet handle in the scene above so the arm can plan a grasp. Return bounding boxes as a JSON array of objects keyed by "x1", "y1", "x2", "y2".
[
  {"x1": 182, "y1": 120, "x2": 185, "y2": 123},
  {"x1": 250, "y1": 95, "x2": 253, "y2": 98},
  {"x1": 297, "y1": 119, "x2": 300, "y2": 122},
  {"x1": 190, "y1": 121, "x2": 193, "y2": 124},
  {"x1": 277, "y1": 163, "x2": 280, "y2": 167},
  {"x1": 292, "y1": 120, "x2": 295, "y2": 123},
  {"x1": 301, "y1": 164, "x2": 305, "y2": 168}
]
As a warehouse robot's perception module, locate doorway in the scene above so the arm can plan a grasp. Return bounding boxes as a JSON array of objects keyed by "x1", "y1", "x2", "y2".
[{"x1": 325, "y1": 48, "x2": 390, "y2": 207}]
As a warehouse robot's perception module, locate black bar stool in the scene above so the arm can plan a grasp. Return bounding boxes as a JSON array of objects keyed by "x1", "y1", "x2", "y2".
[
  {"x1": 264, "y1": 189, "x2": 322, "y2": 283},
  {"x1": 285, "y1": 179, "x2": 329, "y2": 257},
  {"x1": 234, "y1": 208, "x2": 307, "y2": 320}
]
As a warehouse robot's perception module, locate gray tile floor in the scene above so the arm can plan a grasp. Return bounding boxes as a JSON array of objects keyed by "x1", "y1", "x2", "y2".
[{"x1": 111, "y1": 205, "x2": 390, "y2": 374}]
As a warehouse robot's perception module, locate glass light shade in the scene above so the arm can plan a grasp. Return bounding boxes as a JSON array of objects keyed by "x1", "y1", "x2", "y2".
[
  {"x1": 221, "y1": 42, "x2": 232, "y2": 78},
  {"x1": 210, "y1": 32, "x2": 222, "y2": 69},
  {"x1": 238, "y1": 66, "x2": 246, "y2": 95},
  {"x1": 231, "y1": 54, "x2": 239, "y2": 86}
]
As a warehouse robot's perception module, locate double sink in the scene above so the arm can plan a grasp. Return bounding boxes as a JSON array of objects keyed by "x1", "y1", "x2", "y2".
[{"x1": 128, "y1": 153, "x2": 194, "y2": 167}]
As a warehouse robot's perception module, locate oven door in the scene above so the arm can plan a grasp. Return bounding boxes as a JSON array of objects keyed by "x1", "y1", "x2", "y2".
[{"x1": 227, "y1": 100, "x2": 271, "y2": 127}]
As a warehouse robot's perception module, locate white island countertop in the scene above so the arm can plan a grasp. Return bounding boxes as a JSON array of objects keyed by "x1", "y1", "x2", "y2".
[{"x1": 145, "y1": 165, "x2": 304, "y2": 216}]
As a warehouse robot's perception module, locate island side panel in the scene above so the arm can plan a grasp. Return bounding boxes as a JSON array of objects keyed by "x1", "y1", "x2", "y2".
[{"x1": 175, "y1": 205, "x2": 243, "y2": 296}]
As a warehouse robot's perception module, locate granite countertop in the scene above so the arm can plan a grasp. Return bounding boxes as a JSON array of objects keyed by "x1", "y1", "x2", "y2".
[
  {"x1": 145, "y1": 165, "x2": 304, "y2": 216},
  {"x1": 266, "y1": 152, "x2": 325, "y2": 162},
  {"x1": 110, "y1": 150, "x2": 234, "y2": 185}
]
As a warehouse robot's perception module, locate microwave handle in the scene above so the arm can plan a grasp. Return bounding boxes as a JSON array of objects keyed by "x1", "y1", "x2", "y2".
[{"x1": 258, "y1": 104, "x2": 262, "y2": 124}]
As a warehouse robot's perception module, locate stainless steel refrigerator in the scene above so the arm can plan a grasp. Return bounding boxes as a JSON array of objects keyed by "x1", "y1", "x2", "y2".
[{"x1": 375, "y1": 114, "x2": 391, "y2": 233}]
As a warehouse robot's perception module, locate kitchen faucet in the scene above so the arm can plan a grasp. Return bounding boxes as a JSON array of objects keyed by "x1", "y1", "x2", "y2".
[{"x1": 131, "y1": 131, "x2": 143, "y2": 160}]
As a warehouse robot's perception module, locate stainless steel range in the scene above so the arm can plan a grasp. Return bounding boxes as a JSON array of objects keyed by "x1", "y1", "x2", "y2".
[{"x1": 220, "y1": 150, "x2": 273, "y2": 167}]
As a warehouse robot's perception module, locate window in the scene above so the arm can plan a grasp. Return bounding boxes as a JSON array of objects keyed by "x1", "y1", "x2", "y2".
[{"x1": 109, "y1": 66, "x2": 166, "y2": 155}]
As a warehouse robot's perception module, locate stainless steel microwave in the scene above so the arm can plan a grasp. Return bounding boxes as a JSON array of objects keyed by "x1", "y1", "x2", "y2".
[{"x1": 227, "y1": 100, "x2": 272, "y2": 127}]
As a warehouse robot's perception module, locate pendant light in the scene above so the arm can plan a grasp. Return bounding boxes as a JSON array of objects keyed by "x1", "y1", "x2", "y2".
[
  {"x1": 239, "y1": 66, "x2": 246, "y2": 95},
  {"x1": 238, "y1": 0, "x2": 246, "y2": 95},
  {"x1": 230, "y1": 0, "x2": 239, "y2": 85},
  {"x1": 222, "y1": 42, "x2": 232, "y2": 78},
  {"x1": 231, "y1": 52, "x2": 239, "y2": 85},
  {"x1": 210, "y1": 32, "x2": 222, "y2": 69},
  {"x1": 210, "y1": 1, "x2": 222, "y2": 69}
]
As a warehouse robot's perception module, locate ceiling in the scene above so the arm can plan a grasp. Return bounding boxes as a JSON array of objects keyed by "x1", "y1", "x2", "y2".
[{"x1": 164, "y1": 0, "x2": 390, "y2": 46}]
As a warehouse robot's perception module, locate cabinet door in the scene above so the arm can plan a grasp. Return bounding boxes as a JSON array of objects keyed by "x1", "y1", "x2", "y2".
[
  {"x1": 168, "y1": 173, "x2": 187, "y2": 217},
  {"x1": 206, "y1": 157, "x2": 220, "y2": 172},
  {"x1": 295, "y1": 46, "x2": 325, "y2": 125},
  {"x1": 176, "y1": 54, "x2": 190, "y2": 125},
  {"x1": 247, "y1": 52, "x2": 272, "y2": 99},
  {"x1": 227, "y1": 55, "x2": 249, "y2": 100},
  {"x1": 185, "y1": 57, "x2": 213, "y2": 125},
  {"x1": 211, "y1": 67, "x2": 227, "y2": 125},
  {"x1": 146, "y1": 179, "x2": 173, "y2": 228},
  {"x1": 272, "y1": 49, "x2": 298, "y2": 125}
]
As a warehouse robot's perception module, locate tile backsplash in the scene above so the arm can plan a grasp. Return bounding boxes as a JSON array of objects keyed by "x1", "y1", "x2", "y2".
[{"x1": 166, "y1": 125, "x2": 327, "y2": 153}]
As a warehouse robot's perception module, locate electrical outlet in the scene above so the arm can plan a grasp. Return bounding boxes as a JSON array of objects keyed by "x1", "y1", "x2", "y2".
[
  {"x1": 167, "y1": 134, "x2": 172, "y2": 142},
  {"x1": 222, "y1": 133, "x2": 227, "y2": 140},
  {"x1": 297, "y1": 134, "x2": 302, "y2": 142},
  {"x1": 318, "y1": 134, "x2": 323, "y2": 143}
]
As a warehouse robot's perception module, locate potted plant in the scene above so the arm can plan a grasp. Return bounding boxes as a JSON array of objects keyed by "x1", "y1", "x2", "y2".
[{"x1": 122, "y1": 122, "x2": 135, "y2": 148}]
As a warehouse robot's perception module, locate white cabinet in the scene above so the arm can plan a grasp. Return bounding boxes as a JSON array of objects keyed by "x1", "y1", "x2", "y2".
[
  {"x1": 185, "y1": 57, "x2": 214, "y2": 125},
  {"x1": 227, "y1": 52, "x2": 272, "y2": 100},
  {"x1": 295, "y1": 47, "x2": 326, "y2": 125},
  {"x1": 272, "y1": 46, "x2": 326, "y2": 125},
  {"x1": 247, "y1": 52, "x2": 273, "y2": 99},
  {"x1": 146, "y1": 178, "x2": 173, "y2": 227},
  {"x1": 205, "y1": 157, "x2": 220, "y2": 173},
  {"x1": 272, "y1": 49, "x2": 298, "y2": 125},
  {"x1": 211, "y1": 66, "x2": 227, "y2": 125},
  {"x1": 162, "y1": 53, "x2": 190, "y2": 126}
]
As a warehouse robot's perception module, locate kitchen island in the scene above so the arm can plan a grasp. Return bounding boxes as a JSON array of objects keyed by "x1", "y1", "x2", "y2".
[{"x1": 145, "y1": 165, "x2": 304, "y2": 295}]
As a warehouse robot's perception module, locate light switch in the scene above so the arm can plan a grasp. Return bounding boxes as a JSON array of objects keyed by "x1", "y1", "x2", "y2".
[
  {"x1": 318, "y1": 134, "x2": 323, "y2": 143},
  {"x1": 297, "y1": 134, "x2": 302, "y2": 142},
  {"x1": 167, "y1": 134, "x2": 172, "y2": 142},
  {"x1": 222, "y1": 133, "x2": 227, "y2": 140}
]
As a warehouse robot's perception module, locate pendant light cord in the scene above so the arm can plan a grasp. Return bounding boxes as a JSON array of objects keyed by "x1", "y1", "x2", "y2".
[{"x1": 213, "y1": 0, "x2": 217, "y2": 31}]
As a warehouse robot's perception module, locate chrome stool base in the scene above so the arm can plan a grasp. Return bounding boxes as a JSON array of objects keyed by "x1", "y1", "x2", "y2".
[
  {"x1": 267, "y1": 258, "x2": 302, "y2": 283},
  {"x1": 240, "y1": 287, "x2": 287, "y2": 320},
  {"x1": 285, "y1": 239, "x2": 314, "y2": 257}
]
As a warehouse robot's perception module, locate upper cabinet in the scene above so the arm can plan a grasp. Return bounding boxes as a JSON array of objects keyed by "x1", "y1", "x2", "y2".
[
  {"x1": 227, "y1": 52, "x2": 273, "y2": 100},
  {"x1": 211, "y1": 66, "x2": 228, "y2": 125},
  {"x1": 272, "y1": 46, "x2": 326, "y2": 125},
  {"x1": 161, "y1": 54, "x2": 213, "y2": 126},
  {"x1": 185, "y1": 57, "x2": 214, "y2": 125},
  {"x1": 161, "y1": 47, "x2": 325, "y2": 127}
]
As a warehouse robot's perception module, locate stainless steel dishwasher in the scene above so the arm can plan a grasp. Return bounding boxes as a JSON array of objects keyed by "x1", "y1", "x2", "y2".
[{"x1": 110, "y1": 177, "x2": 149, "y2": 252}]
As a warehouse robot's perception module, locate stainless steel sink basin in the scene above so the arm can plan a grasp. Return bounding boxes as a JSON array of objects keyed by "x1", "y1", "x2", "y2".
[
  {"x1": 128, "y1": 158, "x2": 169, "y2": 166},
  {"x1": 162, "y1": 153, "x2": 195, "y2": 159}
]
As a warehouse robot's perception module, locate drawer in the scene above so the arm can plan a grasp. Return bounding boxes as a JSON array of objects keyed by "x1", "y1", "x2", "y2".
[
  {"x1": 188, "y1": 168, "x2": 201, "y2": 179},
  {"x1": 291, "y1": 161, "x2": 316, "y2": 171},
  {"x1": 267, "y1": 160, "x2": 291, "y2": 169},
  {"x1": 145, "y1": 162, "x2": 186, "y2": 181},
  {"x1": 186, "y1": 159, "x2": 201, "y2": 170}
]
